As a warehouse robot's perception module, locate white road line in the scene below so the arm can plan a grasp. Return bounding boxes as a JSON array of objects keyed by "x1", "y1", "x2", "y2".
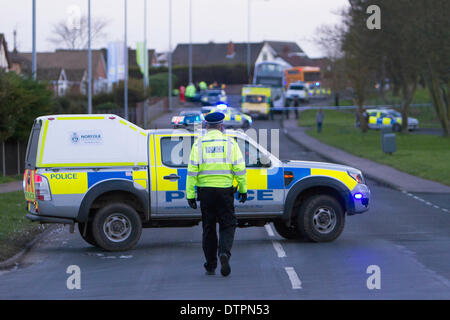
[
  {"x1": 264, "y1": 224, "x2": 275, "y2": 237},
  {"x1": 404, "y1": 192, "x2": 449, "y2": 213},
  {"x1": 285, "y1": 267, "x2": 302, "y2": 289},
  {"x1": 272, "y1": 241, "x2": 287, "y2": 258}
]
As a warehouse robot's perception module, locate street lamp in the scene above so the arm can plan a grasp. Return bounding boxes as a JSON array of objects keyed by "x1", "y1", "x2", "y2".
[
  {"x1": 88, "y1": 0, "x2": 92, "y2": 114},
  {"x1": 168, "y1": 0, "x2": 173, "y2": 112},
  {"x1": 32, "y1": 0, "x2": 36, "y2": 80},
  {"x1": 188, "y1": 0, "x2": 193, "y2": 84},
  {"x1": 247, "y1": 0, "x2": 269, "y2": 83},
  {"x1": 124, "y1": 0, "x2": 129, "y2": 120}
]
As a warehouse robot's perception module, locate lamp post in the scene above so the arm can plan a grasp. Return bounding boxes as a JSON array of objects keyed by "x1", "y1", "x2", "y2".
[
  {"x1": 32, "y1": 0, "x2": 36, "y2": 80},
  {"x1": 188, "y1": 0, "x2": 193, "y2": 84},
  {"x1": 124, "y1": 0, "x2": 129, "y2": 120},
  {"x1": 168, "y1": 0, "x2": 173, "y2": 112},
  {"x1": 88, "y1": 0, "x2": 92, "y2": 114}
]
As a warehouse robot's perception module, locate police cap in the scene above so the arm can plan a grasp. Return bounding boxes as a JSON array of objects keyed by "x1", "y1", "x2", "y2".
[{"x1": 205, "y1": 112, "x2": 225, "y2": 125}]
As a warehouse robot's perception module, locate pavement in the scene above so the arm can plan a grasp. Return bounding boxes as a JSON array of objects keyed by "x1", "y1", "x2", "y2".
[
  {"x1": 283, "y1": 118, "x2": 450, "y2": 194},
  {"x1": 0, "y1": 181, "x2": 22, "y2": 193},
  {"x1": 0, "y1": 97, "x2": 449, "y2": 299}
]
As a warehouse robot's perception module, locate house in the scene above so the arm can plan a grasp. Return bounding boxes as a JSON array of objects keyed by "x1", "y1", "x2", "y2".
[
  {"x1": 172, "y1": 40, "x2": 313, "y2": 69},
  {"x1": 16, "y1": 49, "x2": 108, "y2": 96},
  {"x1": 0, "y1": 33, "x2": 11, "y2": 71}
]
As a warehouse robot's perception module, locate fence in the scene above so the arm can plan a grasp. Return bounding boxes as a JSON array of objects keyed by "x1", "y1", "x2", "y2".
[{"x1": 1, "y1": 140, "x2": 27, "y2": 176}]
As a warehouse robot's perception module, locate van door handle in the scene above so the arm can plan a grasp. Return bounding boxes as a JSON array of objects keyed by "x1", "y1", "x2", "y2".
[{"x1": 163, "y1": 174, "x2": 181, "y2": 181}]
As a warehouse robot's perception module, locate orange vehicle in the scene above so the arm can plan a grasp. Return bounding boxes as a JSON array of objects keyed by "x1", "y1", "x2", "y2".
[{"x1": 285, "y1": 66, "x2": 321, "y2": 89}]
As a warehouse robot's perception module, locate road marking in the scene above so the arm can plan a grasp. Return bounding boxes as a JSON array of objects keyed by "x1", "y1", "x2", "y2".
[
  {"x1": 402, "y1": 191, "x2": 449, "y2": 213},
  {"x1": 272, "y1": 241, "x2": 287, "y2": 258},
  {"x1": 264, "y1": 224, "x2": 275, "y2": 237},
  {"x1": 285, "y1": 267, "x2": 302, "y2": 289}
]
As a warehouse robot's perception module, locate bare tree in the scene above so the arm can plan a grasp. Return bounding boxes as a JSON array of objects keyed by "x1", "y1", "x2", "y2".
[{"x1": 48, "y1": 15, "x2": 108, "y2": 49}]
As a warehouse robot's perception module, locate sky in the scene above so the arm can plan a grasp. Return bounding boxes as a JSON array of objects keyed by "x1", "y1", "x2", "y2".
[{"x1": 1, "y1": 0, "x2": 349, "y2": 58}]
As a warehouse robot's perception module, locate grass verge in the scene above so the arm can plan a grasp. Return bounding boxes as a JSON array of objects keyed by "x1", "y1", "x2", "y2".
[
  {"x1": 0, "y1": 191, "x2": 47, "y2": 262},
  {"x1": 299, "y1": 109, "x2": 450, "y2": 186},
  {"x1": 0, "y1": 175, "x2": 22, "y2": 184}
]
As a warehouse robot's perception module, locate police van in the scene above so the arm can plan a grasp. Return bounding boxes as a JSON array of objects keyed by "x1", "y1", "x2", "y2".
[{"x1": 23, "y1": 115, "x2": 370, "y2": 251}]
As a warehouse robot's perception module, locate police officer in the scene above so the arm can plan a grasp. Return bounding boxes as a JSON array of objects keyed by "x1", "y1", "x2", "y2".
[{"x1": 186, "y1": 112, "x2": 247, "y2": 277}]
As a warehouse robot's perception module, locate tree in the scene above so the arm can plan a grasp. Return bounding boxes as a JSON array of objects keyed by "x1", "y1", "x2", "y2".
[{"x1": 48, "y1": 15, "x2": 108, "y2": 49}]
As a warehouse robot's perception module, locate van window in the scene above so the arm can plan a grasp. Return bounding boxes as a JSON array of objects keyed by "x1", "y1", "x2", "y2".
[
  {"x1": 161, "y1": 136, "x2": 194, "y2": 167},
  {"x1": 25, "y1": 120, "x2": 42, "y2": 169},
  {"x1": 236, "y1": 139, "x2": 270, "y2": 168}
]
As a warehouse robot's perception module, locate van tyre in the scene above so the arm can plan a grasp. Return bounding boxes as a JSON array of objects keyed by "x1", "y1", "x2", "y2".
[
  {"x1": 296, "y1": 195, "x2": 345, "y2": 242},
  {"x1": 91, "y1": 203, "x2": 142, "y2": 252},
  {"x1": 78, "y1": 222, "x2": 97, "y2": 247},
  {"x1": 273, "y1": 221, "x2": 302, "y2": 240}
]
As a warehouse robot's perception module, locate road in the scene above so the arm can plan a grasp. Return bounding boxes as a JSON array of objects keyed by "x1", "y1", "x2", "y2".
[{"x1": 0, "y1": 98, "x2": 449, "y2": 299}]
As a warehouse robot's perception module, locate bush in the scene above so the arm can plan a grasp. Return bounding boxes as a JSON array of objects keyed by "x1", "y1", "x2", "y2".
[
  {"x1": 148, "y1": 73, "x2": 178, "y2": 97},
  {"x1": 0, "y1": 71, "x2": 53, "y2": 141},
  {"x1": 95, "y1": 102, "x2": 121, "y2": 111},
  {"x1": 53, "y1": 94, "x2": 87, "y2": 115}
]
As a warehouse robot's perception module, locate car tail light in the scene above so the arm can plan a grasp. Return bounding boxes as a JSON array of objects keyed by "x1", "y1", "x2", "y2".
[{"x1": 34, "y1": 174, "x2": 51, "y2": 201}]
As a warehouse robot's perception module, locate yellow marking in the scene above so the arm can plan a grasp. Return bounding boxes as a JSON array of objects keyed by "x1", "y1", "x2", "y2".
[
  {"x1": 43, "y1": 172, "x2": 88, "y2": 194},
  {"x1": 56, "y1": 116, "x2": 104, "y2": 120},
  {"x1": 156, "y1": 166, "x2": 178, "y2": 191},
  {"x1": 382, "y1": 118, "x2": 391, "y2": 125},
  {"x1": 129, "y1": 125, "x2": 138, "y2": 131},
  {"x1": 137, "y1": 162, "x2": 148, "y2": 166},
  {"x1": 246, "y1": 169, "x2": 268, "y2": 190},
  {"x1": 38, "y1": 120, "x2": 49, "y2": 166},
  {"x1": 140, "y1": 132, "x2": 147, "y2": 137},
  {"x1": 119, "y1": 120, "x2": 128, "y2": 126},
  {"x1": 369, "y1": 117, "x2": 377, "y2": 124},
  {"x1": 133, "y1": 170, "x2": 148, "y2": 189},
  {"x1": 149, "y1": 135, "x2": 157, "y2": 190},
  {"x1": 311, "y1": 168, "x2": 357, "y2": 191}
]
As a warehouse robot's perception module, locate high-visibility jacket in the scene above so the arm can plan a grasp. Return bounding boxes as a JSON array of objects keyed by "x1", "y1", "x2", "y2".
[
  {"x1": 186, "y1": 84, "x2": 196, "y2": 98},
  {"x1": 199, "y1": 81, "x2": 207, "y2": 91},
  {"x1": 186, "y1": 129, "x2": 247, "y2": 199}
]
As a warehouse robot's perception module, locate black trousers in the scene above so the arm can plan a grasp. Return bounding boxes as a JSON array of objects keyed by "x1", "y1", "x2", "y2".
[{"x1": 198, "y1": 186, "x2": 237, "y2": 269}]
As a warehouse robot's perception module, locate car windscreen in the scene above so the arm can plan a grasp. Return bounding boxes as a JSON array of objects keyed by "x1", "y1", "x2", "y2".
[
  {"x1": 207, "y1": 91, "x2": 221, "y2": 96},
  {"x1": 184, "y1": 115, "x2": 201, "y2": 123},
  {"x1": 289, "y1": 85, "x2": 305, "y2": 90}
]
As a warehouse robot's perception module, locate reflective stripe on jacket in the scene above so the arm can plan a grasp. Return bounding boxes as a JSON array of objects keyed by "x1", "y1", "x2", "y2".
[{"x1": 186, "y1": 129, "x2": 247, "y2": 199}]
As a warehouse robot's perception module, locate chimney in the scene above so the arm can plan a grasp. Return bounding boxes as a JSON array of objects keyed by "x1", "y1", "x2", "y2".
[{"x1": 226, "y1": 41, "x2": 235, "y2": 58}]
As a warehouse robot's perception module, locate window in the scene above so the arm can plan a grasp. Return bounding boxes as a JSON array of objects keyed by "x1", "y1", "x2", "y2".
[
  {"x1": 161, "y1": 136, "x2": 195, "y2": 167},
  {"x1": 245, "y1": 95, "x2": 266, "y2": 103},
  {"x1": 236, "y1": 139, "x2": 270, "y2": 168}
]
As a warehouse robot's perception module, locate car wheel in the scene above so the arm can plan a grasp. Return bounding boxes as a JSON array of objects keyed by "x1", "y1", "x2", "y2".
[
  {"x1": 78, "y1": 222, "x2": 97, "y2": 247},
  {"x1": 92, "y1": 203, "x2": 142, "y2": 252},
  {"x1": 296, "y1": 195, "x2": 345, "y2": 242},
  {"x1": 273, "y1": 220, "x2": 303, "y2": 240},
  {"x1": 243, "y1": 120, "x2": 250, "y2": 129}
]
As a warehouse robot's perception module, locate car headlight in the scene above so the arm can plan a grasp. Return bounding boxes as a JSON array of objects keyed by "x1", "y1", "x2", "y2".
[{"x1": 348, "y1": 170, "x2": 365, "y2": 184}]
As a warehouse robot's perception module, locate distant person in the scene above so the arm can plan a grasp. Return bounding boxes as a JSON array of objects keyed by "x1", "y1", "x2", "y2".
[
  {"x1": 316, "y1": 109, "x2": 324, "y2": 133},
  {"x1": 293, "y1": 96, "x2": 300, "y2": 119}
]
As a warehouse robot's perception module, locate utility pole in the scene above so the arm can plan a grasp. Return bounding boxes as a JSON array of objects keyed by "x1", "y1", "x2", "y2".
[
  {"x1": 32, "y1": 0, "x2": 36, "y2": 80},
  {"x1": 143, "y1": 0, "x2": 148, "y2": 128},
  {"x1": 88, "y1": 0, "x2": 92, "y2": 114},
  {"x1": 247, "y1": 0, "x2": 251, "y2": 83},
  {"x1": 188, "y1": 0, "x2": 193, "y2": 84},
  {"x1": 124, "y1": 0, "x2": 129, "y2": 120},
  {"x1": 168, "y1": 0, "x2": 173, "y2": 112}
]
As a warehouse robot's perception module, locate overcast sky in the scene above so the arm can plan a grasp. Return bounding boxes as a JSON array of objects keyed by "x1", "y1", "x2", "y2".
[{"x1": 1, "y1": 0, "x2": 348, "y2": 58}]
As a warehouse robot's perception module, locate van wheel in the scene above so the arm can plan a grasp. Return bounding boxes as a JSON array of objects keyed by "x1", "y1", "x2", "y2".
[
  {"x1": 273, "y1": 221, "x2": 302, "y2": 240},
  {"x1": 296, "y1": 195, "x2": 345, "y2": 242},
  {"x1": 78, "y1": 222, "x2": 97, "y2": 247},
  {"x1": 91, "y1": 203, "x2": 142, "y2": 252}
]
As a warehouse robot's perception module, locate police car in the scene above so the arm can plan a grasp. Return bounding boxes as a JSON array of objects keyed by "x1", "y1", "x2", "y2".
[
  {"x1": 208, "y1": 104, "x2": 253, "y2": 129},
  {"x1": 363, "y1": 108, "x2": 419, "y2": 131},
  {"x1": 171, "y1": 110, "x2": 205, "y2": 129},
  {"x1": 23, "y1": 115, "x2": 370, "y2": 251}
]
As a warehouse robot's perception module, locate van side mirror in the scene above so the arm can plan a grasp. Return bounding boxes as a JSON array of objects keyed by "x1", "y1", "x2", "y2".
[{"x1": 259, "y1": 154, "x2": 272, "y2": 167}]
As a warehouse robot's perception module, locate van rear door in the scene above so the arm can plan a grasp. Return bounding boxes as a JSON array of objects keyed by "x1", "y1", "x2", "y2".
[{"x1": 23, "y1": 119, "x2": 42, "y2": 201}]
